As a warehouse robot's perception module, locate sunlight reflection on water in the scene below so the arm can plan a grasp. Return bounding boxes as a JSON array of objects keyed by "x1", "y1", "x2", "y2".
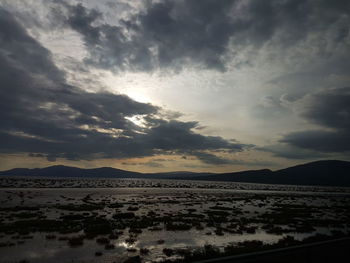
[{"x1": 0, "y1": 180, "x2": 349, "y2": 263}]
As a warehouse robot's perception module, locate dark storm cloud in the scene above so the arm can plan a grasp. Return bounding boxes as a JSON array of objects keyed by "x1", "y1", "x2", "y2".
[
  {"x1": 0, "y1": 8, "x2": 248, "y2": 164},
  {"x1": 191, "y1": 152, "x2": 235, "y2": 165},
  {"x1": 191, "y1": 151, "x2": 276, "y2": 166},
  {"x1": 122, "y1": 161, "x2": 164, "y2": 168},
  {"x1": 0, "y1": 9, "x2": 64, "y2": 81},
  {"x1": 258, "y1": 144, "x2": 327, "y2": 160},
  {"x1": 57, "y1": 0, "x2": 350, "y2": 72},
  {"x1": 281, "y1": 130, "x2": 350, "y2": 153},
  {"x1": 279, "y1": 87, "x2": 350, "y2": 153},
  {"x1": 62, "y1": 0, "x2": 236, "y2": 71},
  {"x1": 141, "y1": 120, "x2": 246, "y2": 152},
  {"x1": 299, "y1": 87, "x2": 350, "y2": 131}
]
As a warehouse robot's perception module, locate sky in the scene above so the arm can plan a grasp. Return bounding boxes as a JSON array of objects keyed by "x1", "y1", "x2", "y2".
[{"x1": 0, "y1": 0, "x2": 349, "y2": 173}]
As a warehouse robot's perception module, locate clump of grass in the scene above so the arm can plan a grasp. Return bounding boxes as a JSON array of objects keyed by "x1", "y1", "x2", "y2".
[
  {"x1": 0, "y1": 206, "x2": 40, "y2": 212},
  {"x1": 0, "y1": 241, "x2": 15, "y2": 247},
  {"x1": 113, "y1": 212, "x2": 135, "y2": 219},
  {"x1": 96, "y1": 237, "x2": 110, "y2": 245},
  {"x1": 13, "y1": 212, "x2": 41, "y2": 219},
  {"x1": 83, "y1": 218, "x2": 112, "y2": 237},
  {"x1": 108, "y1": 232, "x2": 120, "y2": 239},
  {"x1": 0, "y1": 219, "x2": 83, "y2": 234},
  {"x1": 125, "y1": 237, "x2": 137, "y2": 245},
  {"x1": 294, "y1": 223, "x2": 315, "y2": 233},
  {"x1": 68, "y1": 235, "x2": 84, "y2": 247},
  {"x1": 276, "y1": 235, "x2": 299, "y2": 246},
  {"x1": 127, "y1": 206, "x2": 139, "y2": 211},
  {"x1": 56, "y1": 204, "x2": 103, "y2": 211},
  {"x1": 263, "y1": 225, "x2": 286, "y2": 235},
  {"x1": 129, "y1": 228, "x2": 142, "y2": 234},
  {"x1": 242, "y1": 226, "x2": 257, "y2": 234},
  {"x1": 104, "y1": 243, "x2": 115, "y2": 250},
  {"x1": 95, "y1": 251, "x2": 103, "y2": 256},
  {"x1": 166, "y1": 222, "x2": 192, "y2": 231},
  {"x1": 45, "y1": 234, "x2": 56, "y2": 240},
  {"x1": 157, "y1": 239, "x2": 165, "y2": 244},
  {"x1": 163, "y1": 248, "x2": 174, "y2": 257},
  {"x1": 195, "y1": 224, "x2": 204, "y2": 230},
  {"x1": 206, "y1": 210, "x2": 230, "y2": 217},
  {"x1": 209, "y1": 206, "x2": 232, "y2": 211},
  {"x1": 140, "y1": 247, "x2": 149, "y2": 255},
  {"x1": 214, "y1": 228, "x2": 224, "y2": 236},
  {"x1": 108, "y1": 203, "x2": 124, "y2": 208},
  {"x1": 149, "y1": 226, "x2": 162, "y2": 231},
  {"x1": 60, "y1": 214, "x2": 87, "y2": 221},
  {"x1": 130, "y1": 216, "x2": 158, "y2": 229},
  {"x1": 203, "y1": 244, "x2": 221, "y2": 258},
  {"x1": 123, "y1": 255, "x2": 141, "y2": 263}
]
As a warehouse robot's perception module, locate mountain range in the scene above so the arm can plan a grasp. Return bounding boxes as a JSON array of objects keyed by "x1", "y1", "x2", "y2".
[{"x1": 0, "y1": 160, "x2": 349, "y2": 187}]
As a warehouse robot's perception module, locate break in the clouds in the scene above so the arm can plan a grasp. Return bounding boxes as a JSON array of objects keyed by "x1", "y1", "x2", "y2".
[
  {"x1": 0, "y1": 0, "x2": 349, "y2": 171},
  {"x1": 0, "y1": 8, "x2": 248, "y2": 165}
]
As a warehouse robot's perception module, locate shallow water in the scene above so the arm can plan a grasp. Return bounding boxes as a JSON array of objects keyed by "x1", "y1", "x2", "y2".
[
  {"x1": 0, "y1": 178, "x2": 349, "y2": 263},
  {"x1": 1, "y1": 177, "x2": 350, "y2": 193}
]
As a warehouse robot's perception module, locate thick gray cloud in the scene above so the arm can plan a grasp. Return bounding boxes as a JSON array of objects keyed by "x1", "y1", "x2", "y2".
[
  {"x1": 281, "y1": 130, "x2": 350, "y2": 153},
  {"x1": 2, "y1": 0, "x2": 349, "y2": 167},
  {"x1": 57, "y1": 0, "x2": 350, "y2": 72},
  {"x1": 191, "y1": 151, "x2": 276, "y2": 166},
  {"x1": 0, "y1": 8, "x2": 248, "y2": 164},
  {"x1": 258, "y1": 144, "x2": 327, "y2": 160},
  {"x1": 190, "y1": 152, "x2": 234, "y2": 165},
  {"x1": 62, "y1": 0, "x2": 235, "y2": 71},
  {"x1": 280, "y1": 87, "x2": 350, "y2": 154},
  {"x1": 299, "y1": 87, "x2": 350, "y2": 131}
]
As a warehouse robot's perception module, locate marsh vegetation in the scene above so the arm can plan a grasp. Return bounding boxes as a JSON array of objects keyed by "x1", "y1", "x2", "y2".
[{"x1": 0, "y1": 179, "x2": 349, "y2": 263}]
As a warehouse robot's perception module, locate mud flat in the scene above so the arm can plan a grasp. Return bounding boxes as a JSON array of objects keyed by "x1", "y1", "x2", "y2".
[{"x1": 0, "y1": 179, "x2": 349, "y2": 263}]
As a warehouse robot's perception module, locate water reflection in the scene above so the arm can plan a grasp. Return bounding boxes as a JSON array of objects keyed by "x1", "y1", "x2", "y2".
[{"x1": 0, "y1": 179, "x2": 349, "y2": 263}]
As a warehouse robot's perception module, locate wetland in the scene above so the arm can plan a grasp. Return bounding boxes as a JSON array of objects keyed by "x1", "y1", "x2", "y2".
[{"x1": 0, "y1": 178, "x2": 349, "y2": 263}]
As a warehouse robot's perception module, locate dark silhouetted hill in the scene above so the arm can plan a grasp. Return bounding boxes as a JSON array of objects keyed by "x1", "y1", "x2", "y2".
[
  {"x1": 189, "y1": 160, "x2": 350, "y2": 186},
  {"x1": 192, "y1": 169, "x2": 274, "y2": 183},
  {"x1": 0, "y1": 165, "x2": 142, "y2": 178},
  {"x1": 0, "y1": 160, "x2": 349, "y2": 186},
  {"x1": 273, "y1": 160, "x2": 350, "y2": 186}
]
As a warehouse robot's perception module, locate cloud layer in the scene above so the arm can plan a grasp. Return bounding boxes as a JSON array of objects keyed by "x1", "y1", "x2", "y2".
[
  {"x1": 1, "y1": 0, "x2": 349, "y2": 170},
  {"x1": 281, "y1": 87, "x2": 350, "y2": 153},
  {"x1": 0, "y1": 8, "x2": 248, "y2": 163},
  {"x1": 56, "y1": 0, "x2": 350, "y2": 73}
]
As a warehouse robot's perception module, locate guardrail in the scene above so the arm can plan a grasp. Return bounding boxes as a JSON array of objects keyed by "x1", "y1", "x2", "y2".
[{"x1": 193, "y1": 237, "x2": 350, "y2": 263}]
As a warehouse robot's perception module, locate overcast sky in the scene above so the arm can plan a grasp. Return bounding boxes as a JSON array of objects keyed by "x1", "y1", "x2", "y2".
[{"x1": 0, "y1": 0, "x2": 349, "y2": 172}]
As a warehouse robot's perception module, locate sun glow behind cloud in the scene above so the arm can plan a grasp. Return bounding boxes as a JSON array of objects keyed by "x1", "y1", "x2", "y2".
[{"x1": 0, "y1": 0, "x2": 349, "y2": 172}]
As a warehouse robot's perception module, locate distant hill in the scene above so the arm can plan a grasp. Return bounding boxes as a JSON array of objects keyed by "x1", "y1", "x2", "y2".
[
  {"x1": 148, "y1": 171, "x2": 214, "y2": 178},
  {"x1": 0, "y1": 160, "x2": 349, "y2": 187},
  {"x1": 0, "y1": 165, "x2": 209, "y2": 179},
  {"x1": 188, "y1": 160, "x2": 350, "y2": 187},
  {"x1": 0, "y1": 165, "x2": 143, "y2": 178},
  {"x1": 273, "y1": 160, "x2": 350, "y2": 186},
  {"x1": 191, "y1": 169, "x2": 274, "y2": 183}
]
